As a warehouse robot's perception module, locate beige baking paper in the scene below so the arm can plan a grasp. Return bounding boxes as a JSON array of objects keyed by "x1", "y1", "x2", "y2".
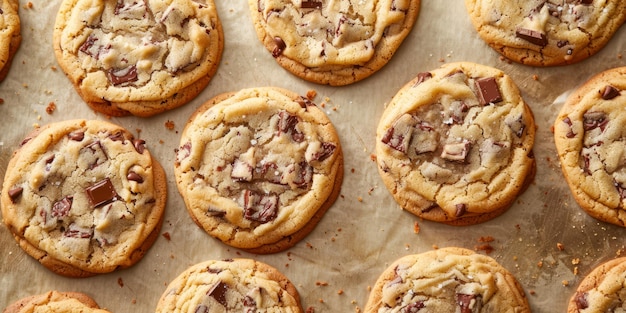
[{"x1": 1, "y1": 1, "x2": 625, "y2": 312}]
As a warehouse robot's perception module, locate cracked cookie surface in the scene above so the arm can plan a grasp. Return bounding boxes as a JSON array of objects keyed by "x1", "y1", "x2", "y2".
[
  {"x1": 568, "y1": 256, "x2": 626, "y2": 312},
  {"x1": 156, "y1": 258, "x2": 303, "y2": 312},
  {"x1": 4, "y1": 291, "x2": 111, "y2": 313},
  {"x1": 0, "y1": 0, "x2": 20, "y2": 82},
  {"x1": 248, "y1": 0, "x2": 420, "y2": 86},
  {"x1": 554, "y1": 67, "x2": 626, "y2": 227},
  {"x1": 174, "y1": 87, "x2": 343, "y2": 253},
  {"x1": 53, "y1": 0, "x2": 223, "y2": 117},
  {"x1": 364, "y1": 247, "x2": 531, "y2": 313},
  {"x1": 465, "y1": 0, "x2": 626, "y2": 66},
  {"x1": 1, "y1": 119, "x2": 167, "y2": 277},
  {"x1": 375, "y1": 62, "x2": 536, "y2": 225}
]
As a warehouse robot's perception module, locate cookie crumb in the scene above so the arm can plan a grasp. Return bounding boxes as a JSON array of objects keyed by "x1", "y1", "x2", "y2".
[
  {"x1": 572, "y1": 258, "x2": 580, "y2": 265},
  {"x1": 306, "y1": 90, "x2": 317, "y2": 100},
  {"x1": 0, "y1": 98, "x2": 4, "y2": 105},
  {"x1": 562, "y1": 280, "x2": 569, "y2": 287},
  {"x1": 413, "y1": 221, "x2": 420, "y2": 234},
  {"x1": 306, "y1": 242, "x2": 313, "y2": 249},
  {"x1": 165, "y1": 120, "x2": 175, "y2": 130},
  {"x1": 337, "y1": 289, "x2": 344, "y2": 295},
  {"x1": 316, "y1": 281, "x2": 328, "y2": 286},
  {"x1": 306, "y1": 307, "x2": 315, "y2": 313},
  {"x1": 370, "y1": 154, "x2": 377, "y2": 162},
  {"x1": 574, "y1": 266, "x2": 579, "y2": 275},
  {"x1": 532, "y1": 74, "x2": 539, "y2": 81},
  {"x1": 24, "y1": 2, "x2": 33, "y2": 9},
  {"x1": 46, "y1": 102, "x2": 56, "y2": 114},
  {"x1": 475, "y1": 243, "x2": 494, "y2": 254},
  {"x1": 357, "y1": 196, "x2": 363, "y2": 202},
  {"x1": 537, "y1": 261, "x2": 543, "y2": 268},
  {"x1": 529, "y1": 290, "x2": 536, "y2": 296},
  {"x1": 432, "y1": 244, "x2": 439, "y2": 249},
  {"x1": 117, "y1": 277, "x2": 124, "y2": 288},
  {"x1": 557, "y1": 242, "x2": 565, "y2": 251},
  {"x1": 162, "y1": 232, "x2": 171, "y2": 241},
  {"x1": 50, "y1": 65, "x2": 57, "y2": 71}
]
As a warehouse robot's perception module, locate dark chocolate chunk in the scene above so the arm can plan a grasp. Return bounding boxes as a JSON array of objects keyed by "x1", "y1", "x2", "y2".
[
  {"x1": 68, "y1": 131, "x2": 85, "y2": 141},
  {"x1": 583, "y1": 111, "x2": 608, "y2": 131},
  {"x1": 412, "y1": 72, "x2": 432, "y2": 87},
  {"x1": 79, "y1": 35, "x2": 101, "y2": 59},
  {"x1": 574, "y1": 292, "x2": 589, "y2": 310},
  {"x1": 292, "y1": 161, "x2": 313, "y2": 188},
  {"x1": 474, "y1": 77, "x2": 502, "y2": 105},
  {"x1": 457, "y1": 294, "x2": 481, "y2": 313},
  {"x1": 272, "y1": 37, "x2": 286, "y2": 57},
  {"x1": 107, "y1": 65, "x2": 138, "y2": 86},
  {"x1": 127, "y1": 171, "x2": 144, "y2": 183},
  {"x1": 64, "y1": 223, "x2": 93, "y2": 239},
  {"x1": 311, "y1": 142, "x2": 336, "y2": 162},
  {"x1": 108, "y1": 131, "x2": 125, "y2": 141},
  {"x1": 296, "y1": 96, "x2": 315, "y2": 109},
  {"x1": 8, "y1": 187, "x2": 23, "y2": 203},
  {"x1": 441, "y1": 141, "x2": 471, "y2": 162},
  {"x1": 207, "y1": 207, "x2": 227, "y2": 218},
  {"x1": 243, "y1": 190, "x2": 279, "y2": 223},
  {"x1": 455, "y1": 203, "x2": 467, "y2": 217},
  {"x1": 207, "y1": 281, "x2": 229, "y2": 307},
  {"x1": 563, "y1": 117, "x2": 576, "y2": 138},
  {"x1": 133, "y1": 139, "x2": 146, "y2": 154},
  {"x1": 277, "y1": 111, "x2": 304, "y2": 142},
  {"x1": 86, "y1": 178, "x2": 118, "y2": 208},
  {"x1": 52, "y1": 196, "x2": 73, "y2": 218},
  {"x1": 382, "y1": 114, "x2": 417, "y2": 153},
  {"x1": 515, "y1": 27, "x2": 548, "y2": 46},
  {"x1": 83, "y1": 141, "x2": 109, "y2": 169},
  {"x1": 301, "y1": 0, "x2": 322, "y2": 9},
  {"x1": 45, "y1": 155, "x2": 55, "y2": 171},
  {"x1": 601, "y1": 85, "x2": 620, "y2": 100}
]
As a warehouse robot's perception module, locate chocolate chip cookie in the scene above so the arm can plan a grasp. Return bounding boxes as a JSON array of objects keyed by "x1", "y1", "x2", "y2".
[
  {"x1": 375, "y1": 62, "x2": 536, "y2": 225},
  {"x1": 53, "y1": 0, "x2": 223, "y2": 117},
  {"x1": 155, "y1": 258, "x2": 303, "y2": 312},
  {"x1": 248, "y1": 0, "x2": 420, "y2": 86},
  {"x1": 465, "y1": 0, "x2": 626, "y2": 66},
  {"x1": 174, "y1": 87, "x2": 343, "y2": 253},
  {"x1": 364, "y1": 247, "x2": 531, "y2": 313},
  {"x1": 1, "y1": 119, "x2": 167, "y2": 277},
  {"x1": 554, "y1": 67, "x2": 626, "y2": 226},
  {"x1": 0, "y1": 0, "x2": 20, "y2": 82},
  {"x1": 568, "y1": 257, "x2": 626, "y2": 312},
  {"x1": 3, "y1": 291, "x2": 111, "y2": 313}
]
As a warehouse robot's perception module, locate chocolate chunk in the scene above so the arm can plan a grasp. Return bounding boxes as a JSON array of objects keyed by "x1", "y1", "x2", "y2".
[
  {"x1": 52, "y1": 196, "x2": 73, "y2": 218},
  {"x1": 107, "y1": 65, "x2": 138, "y2": 86},
  {"x1": 301, "y1": 1, "x2": 322, "y2": 9},
  {"x1": 243, "y1": 295, "x2": 256, "y2": 309},
  {"x1": 207, "y1": 207, "x2": 227, "y2": 218},
  {"x1": 601, "y1": 85, "x2": 620, "y2": 100},
  {"x1": 272, "y1": 37, "x2": 286, "y2": 57},
  {"x1": 563, "y1": 117, "x2": 576, "y2": 138},
  {"x1": 108, "y1": 131, "x2": 125, "y2": 141},
  {"x1": 382, "y1": 114, "x2": 417, "y2": 153},
  {"x1": 404, "y1": 302, "x2": 425, "y2": 312},
  {"x1": 474, "y1": 77, "x2": 502, "y2": 105},
  {"x1": 515, "y1": 27, "x2": 548, "y2": 46},
  {"x1": 176, "y1": 142, "x2": 192, "y2": 164},
  {"x1": 292, "y1": 162, "x2": 313, "y2": 188},
  {"x1": 79, "y1": 35, "x2": 102, "y2": 59},
  {"x1": 583, "y1": 111, "x2": 608, "y2": 131},
  {"x1": 68, "y1": 131, "x2": 85, "y2": 141},
  {"x1": 8, "y1": 187, "x2": 23, "y2": 203},
  {"x1": 579, "y1": 0, "x2": 592, "y2": 4},
  {"x1": 311, "y1": 142, "x2": 336, "y2": 162},
  {"x1": 45, "y1": 155, "x2": 55, "y2": 171},
  {"x1": 86, "y1": 178, "x2": 118, "y2": 208},
  {"x1": 455, "y1": 203, "x2": 467, "y2": 217},
  {"x1": 296, "y1": 96, "x2": 315, "y2": 109},
  {"x1": 412, "y1": 72, "x2": 432, "y2": 87},
  {"x1": 83, "y1": 141, "x2": 108, "y2": 169},
  {"x1": 574, "y1": 292, "x2": 588, "y2": 310},
  {"x1": 133, "y1": 139, "x2": 146, "y2": 154},
  {"x1": 64, "y1": 223, "x2": 93, "y2": 239},
  {"x1": 231, "y1": 158, "x2": 254, "y2": 182},
  {"x1": 457, "y1": 294, "x2": 481, "y2": 313},
  {"x1": 127, "y1": 171, "x2": 144, "y2": 183},
  {"x1": 243, "y1": 190, "x2": 279, "y2": 223},
  {"x1": 256, "y1": 162, "x2": 282, "y2": 184},
  {"x1": 441, "y1": 141, "x2": 471, "y2": 162},
  {"x1": 207, "y1": 281, "x2": 228, "y2": 307},
  {"x1": 277, "y1": 111, "x2": 304, "y2": 142}
]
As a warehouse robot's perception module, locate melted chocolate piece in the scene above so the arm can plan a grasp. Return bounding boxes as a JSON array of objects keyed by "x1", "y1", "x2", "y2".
[
  {"x1": 312, "y1": 142, "x2": 337, "y2": 162},
  {"x1": 86, "y1": 178, "x2": 118, "y2": 208},
  {"x1": 563, "y1": 117, "x2": 576, "y2": 138},
  {"x1": 474, "y1": 77, "x2": 502, "y2": 105},
  {"x1": 68, "y1": 131, "x2": 85, "y2": 141},
  {"x1": 243, "y1": 190, "x2": 279, "y2": 223},
  {"x1": 601, "y1": 85, "x2": 620, "y2": 100},
  {"x1": 457, "y1": 294, "x2": 481, "y2": 313},
  {"x1": 583, "y1": 111, "x2": 608, "y2": 132},
  {"x1": 272, "y1": 37, "x2": 286, "y2": 57},
  {"x1": 277, "y1": 111, "x2": 304, "y2": 142},
  {"x1": 52, "y1": 196, "x2": 73, "y2": 217},
  {"x1": 127, "y1": 171, "x2": 144, "y2": 183},
  {"x1": 515, "y1": 27, "x2": 548, "y2": 46},
  {"x1": 83, "y1": 141, "x2": 109, "y2": 169},
  {"x1": 301, "y1": 0, "x2": 322, "y2": 9},
  {"x1": 455, "y1": 203, "x2": 467, "y2": 217},
  {"x1": 108, "y1": 131, "x2": 125, "y2": 141},
  {"x1": 574, "y1": 292, "x2": 589, "y2": 310},
  {"x1": 8, "y1": 187, "x2": 23, "y2": 203},
  {"x1": 107, "y1": 65, "x2": 138, "y2": 86},
  {"x1": 413, "y1": 72, "x2": 432, "y2": 87},
  {"x1": 133, "y1": 139, "x2": 146, "y2": 154},
  {"x1": 79, "y1": 35, "x2": 100, "y2": 59},
  {"x1": 292, "y1": 161, "x2": 313, "y2": 188},
  {"x1": 207, "y1": 281, "x2": 229, "y2": 307},
  {"x1": 441, "y1": 141, "x2": 471, "y2": 162}
]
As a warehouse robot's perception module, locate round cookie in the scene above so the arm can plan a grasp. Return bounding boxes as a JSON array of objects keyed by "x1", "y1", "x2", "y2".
[
  {"x1": 364, "y1": 247, "x2": 531, "y2": 313},
  {"x1": 155, "y1": 258, "x2": 303, "y2": 312},
  {"x1": 1, "y1": 119, "x2": 167, "y2": 277},
  {"x1": 3, "y1": 291, "x2": 111, "y2": 313},
  {"x1": 174, "y1": 87, "x2": 343, "y2": 253},
  {"x1": 53, "y1": 0, "x2": 223, "y2": 117},
  {"x1": 248, "y1": 0, "x2": 420, "y2": 86},
  {"x1": 554, "y1": 67, "x2": 626, "y2": 227},
  {"x1": 465, "y1": 0, "x2": 626, "y2": 66},
  {"x1": 375, "y1": 62, "x2": 536, "y2": 225},
  {"x1": 0, "y1": 0, "x2": 21, "y2": 82},
  {"x1": 568, "y1": 257, "x2": 626, "y2": 312}
]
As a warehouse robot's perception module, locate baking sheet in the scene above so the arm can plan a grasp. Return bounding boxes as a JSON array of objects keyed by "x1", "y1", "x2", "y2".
[{"x1": 1, "y1": 1, "x2": 626, "y2": 312}]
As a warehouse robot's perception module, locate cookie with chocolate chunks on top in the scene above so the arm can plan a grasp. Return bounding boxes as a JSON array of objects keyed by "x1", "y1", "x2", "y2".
[
  {"x1": 554, "y1": 67, "x2": 626, "y2": 227},
  {"x1": 375, "y1": 62, "x2": 536, "y2": 226},
  {"x1": 0, "y1": 119, "x2": 167, "y2": 277},
  {"x1": 248, "y1": 0, "x2": 420, "y2": 86},
  {"x1": 568, "y1": 256, "x2": 626, "y2": 312},
  {"x1": 174, "y1": 87, "x2": 343, "y2": 254},
  {"x1": 465, "y1": 0, "x2": 626, "y2": 66},
  {"x1": 53, "y1": 0, "x2": 223, "y2": 117},
  {"x1": 4, "y1": 291, "x2": 111, "y2": 313},
  {"x1": 0, "y1": 0, "x2": 20, "y2": 82},
  {"x1": 156, "y1": 259, "x2": 303, "y2": 312},
  {"x1": 364, "y1": 247, "x2": 531, "y2": 313}
]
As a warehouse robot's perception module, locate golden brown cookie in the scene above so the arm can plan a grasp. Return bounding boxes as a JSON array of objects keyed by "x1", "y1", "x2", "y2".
[
  {"x1": 568, "y1": 257, "x2": 626, "y2": 312},
  {"x1": 375, "y1": 62, "x2": 536, "y2": 225},
  {"x1": 248, "y1": 0, "x2": 420, "y2": 86},
  {"x1": 0, "y1": 0, "x2": 21, "y2": 82},
  {"x1": 465, "y1": 0, "x2": 626, "y2": 66},
  {"x1": 364, "y1": 247, "x2": 531, "y2": 313},
  {"x1": 1, "y1": 119, "x2": 167, "y2": 277},
  {"x1": 155, "y1": 259, "x2": 303, "y2": 312},
  {"x1": 3, "y1": 291, "x2": 110, "y2": 313},
  {"x1": 53, "y1": 0, "x2": 223, "y2": 117},
  {"x1": 174, "y1": 87, "x2": 343, "y2": 253},
  {"x1": 554, "y1": 67, "x2": 626, "y2": 226}
]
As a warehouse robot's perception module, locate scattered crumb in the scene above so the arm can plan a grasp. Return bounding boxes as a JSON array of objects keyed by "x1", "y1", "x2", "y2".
[
  {"x1": 306, "y1": 242, "x2": 313, "y2": 249},
  {"x1": 413, "y1": 221, "x2": 420, "y2": 234},
  {"x1": 537, "y1": 261, "x2": 543, "y2": 268},
  {"x1": 357, "y1": 197, "x2": 363, "y2": 202},
  {"x1": 618, "y1": 53, "x2": 623, "y2": 59},
  {"x1": 475, "y1": 243, "x2": 494, "y2": 254},
  {"x1": 572, "y1": 258, "x2": 580, "y2": 265},
  {"x1": 529, "y1": 290, "x2": 536, "y2": 296},
  {"x1": 46, "y1": 102, "x2": 56, "y2": 114},
  {"x1": 351, "y1": 168, "x2": 355, "y2": 173},
  {"x1": 50, "y1": 65, "x2": 57, "y2": 71},
  {"x1": 562, "y1": 280, "x2": 569, "y2": 287},
  {"x1": 0, "y1": 98, "x2": 5, "y2": 105},
  {"x1": 117, "y1": 277, "x2": 124, "y2": 288},
  {"x1": 557, "y1": 243, "x2": 565, "y2": 251},
  {"x1": 438, "y1": 57, "x2": 445, "y2": 62},
  {"x1": 574, "y1": 266, "x2": 579, "y2": 275},
  {"x1": 478, "y1": 236, "x2": 494, "y2": 243},
  {"x1": 337, "y1": 289, "x2": 344, "y2": 295},
  {"x1": 165, "y1": 120, "x2": 175, "y2": 130},
  {"x1": 532, "y1": 74, "x2": 539, "y2": 81},
  {"x1": 162, "y1": 232, "x2": 171, "y2": 241},
  {"x1": 366, "y1": 285, "x2": 371, "y2": 291},
  {"x1": 319, "y1": 299, "x2": 324, "y2": 303},
  {"x1": 432, "y1": 244, "x2": 439, "y2": 249},
  {"x1": 320, "y1": 102, "x2": 326, "y2": 108},
  {"x1": 159, "y1": 139, "x2": 165, "y2": 144},
  {"x1": 22, "y1": 83, "x2": 28, "y2": 88},
  {"x1": 354, "y1": 307, "x2": 362, "y2": 313},
  {"x1": 24, "y1": 2, "x2": 33, "y2": 9},
  {"x1": 131, "y1": 299, "x2": 137, "y2": 304},
  {"x1": 306, "y1": 307, "x2": 315, "y2": 313},
  {"x1": 306, "y1": 90, "x2": 317, "y2": 100},
  {"x1": 370, "y1": 154, "x2": 377, "y2": 162},
  {"x1": 315, "y1": 281, "x2": 328, "y2": 287}
]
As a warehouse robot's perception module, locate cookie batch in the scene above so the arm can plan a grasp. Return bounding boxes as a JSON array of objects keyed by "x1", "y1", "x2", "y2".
[{"x1": 1, "y1": 0, "x2": 626, "y2": 312}]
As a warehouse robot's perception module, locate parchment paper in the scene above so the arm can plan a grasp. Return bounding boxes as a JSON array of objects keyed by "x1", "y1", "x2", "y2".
[{"x1": 1, "y1": 1, "x2": 625, "y2": 312}]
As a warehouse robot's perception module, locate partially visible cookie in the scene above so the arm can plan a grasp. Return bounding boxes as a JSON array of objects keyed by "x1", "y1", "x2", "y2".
[
  {"x1": 465, "y1": 0, "x2": 626, "y2": 66},
  {"x1": 364, "y1": 247, "x2": 531, "y2": 313},
  {"x1": 375, "y1": 62, "x2": 536, "y2": 225},
  {"x1": 3, "y1": 291, "x2": 111, "y2": 313},
  {"x1": 0, "y1": 0, "x2": 21, "y2": 82},
  {"x1": 174, "y1": 87, "x2": 343, "y2": 253},
  {"x1": 53, "y1": 0, "x2": 223, "y2": 117},
  {"x1": 568, "y1": 257, "x2": 626, "y2": 312},
  {"x1": 1, "y1": 119, "x2": 167, "y2": 277},
  {"x1": 155, "y1": 258, "x2": 303, "y2": 312},
  {"x1": 554, "y1": 67, "x2": 626, "y2": 226},
  {"x1": 248, "y1": 0, "x2": 420, "y2": 86}
]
